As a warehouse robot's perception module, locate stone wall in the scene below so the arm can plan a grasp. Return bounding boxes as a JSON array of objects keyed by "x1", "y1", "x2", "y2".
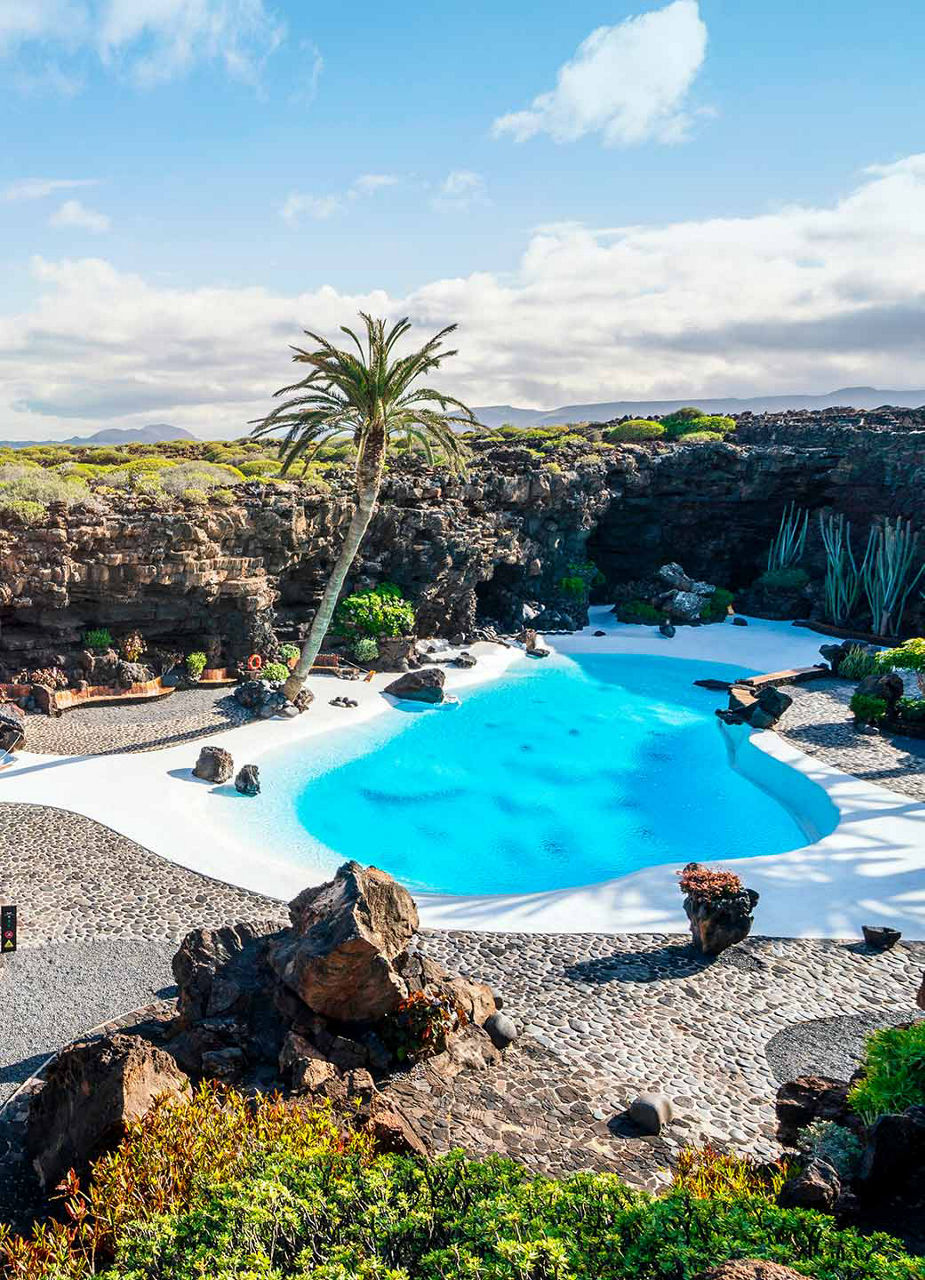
[{"x1": 1, "y1": 418, "x2": 924, "y2": 678}]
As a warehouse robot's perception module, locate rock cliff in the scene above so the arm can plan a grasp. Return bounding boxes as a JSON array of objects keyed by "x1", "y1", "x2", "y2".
[{"x1": 1, "y1": 420, "x2": 923, "y2": 678}]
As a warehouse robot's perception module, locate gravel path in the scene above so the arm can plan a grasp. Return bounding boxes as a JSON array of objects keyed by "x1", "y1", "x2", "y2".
[
  {"x1": 778, "y1": 676, "x2": 925, "y2": 802},
  {"x1": 765, "y1": 1009, "x2": 925, "y2": 1084},
  {"x1": 21, "y1": 688, "x2": 254, "y2": 756}
]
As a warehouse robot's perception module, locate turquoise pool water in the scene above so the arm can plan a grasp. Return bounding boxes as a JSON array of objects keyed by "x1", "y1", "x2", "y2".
[{"x1": 228, "y1": 653, "x2": 835, "y2": 897}]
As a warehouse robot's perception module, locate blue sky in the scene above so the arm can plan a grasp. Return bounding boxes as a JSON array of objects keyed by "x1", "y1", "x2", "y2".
[{"x1": 1, "y1": 0, "x2": 924, "y2": 437}]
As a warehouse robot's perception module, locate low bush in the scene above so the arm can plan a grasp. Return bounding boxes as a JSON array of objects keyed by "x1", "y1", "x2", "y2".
[
  {"x1": 602, "y1": 419, "x2": 665, "y2": 443},
  {"x1": 839, "y1": 644, "x2": 881, "y2": 680},
  {"x1": 798, "y1": 1121, "x2": 864, "y2": 1179},
  {"x1": 382, "y1": 991, "x2": 466, "y2": 1063},
  {"x1": 238, "y1": 458, "x2": 283, "y2": 477},
  {"x1": 850, "y1": 692, "x2": 887, "y2": 724},
  {"x1": 0, "y1": 498, "x2": 46, "y2": 525},
  {"x1": 83, "y1": 628, "x2": 112, "y2": 652},
  {"x1": 353, "y1": 635, "x2": 379, "y2": 664},
  {"x1": 185, "y1": 651, "x2": 207, "y2": 680},
  {"x1": 897, "y1": 696, "x2": 925, "y2": 724},
  {"x1": 700, "y1": 586, "x2": 734, "y2": 622},
  {"x1": 558, "y1": 561, "x2": 604, "y2": 603},
  {"x1": 161, "y1": 462, "x2": 244, "y2": 495},
  {"x1": 673, "y1": 1144, "x2": 789, "y2": 1199},
  {"x1": 876, "y1": 637, "x2": 925, "y2": 695},
  {"x1": 849, "y1": 1020, "x2": 925, "y2": 1123},
  {"x1": 678, "y1": 429, "x2": 724, "y2": 443},
  {"x1": 335, "y1": 584, "x2": 415, "y2": 638},
  {"x1": 2, "y1": 1087, "x2": 921, "y2": 1280},
  {"x1": 660, "y1": 408, "x2": 736, "y2": 440},
  {"x1": 617, "y1": 599, "x2": 663, "y2": 625},
  {"x1": 180, "y1": 486, "x2": 208, "y2": 504},
  {"x1": 756, "y1": 567, "x2": 810, "y2": 591},
  {"x1": 0, "y1": 463, "x2": 89, "y2": 514},
  {"x1": 262, "y1": 661, "x2": 290, "y2": 683},
  {"x1": 279, "y1": 643, "x2": 300, "y2": 664}
]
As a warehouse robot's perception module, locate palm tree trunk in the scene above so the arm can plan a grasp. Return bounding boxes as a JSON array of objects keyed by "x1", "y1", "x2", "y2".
[{"x1": 283, "y1": 431, "x2": 385, "y2": 702}]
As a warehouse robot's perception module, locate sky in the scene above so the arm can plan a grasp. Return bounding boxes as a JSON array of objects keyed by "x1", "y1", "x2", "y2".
[{"x1": 1, "y1": 0, "x2": 924, "y2": 440}]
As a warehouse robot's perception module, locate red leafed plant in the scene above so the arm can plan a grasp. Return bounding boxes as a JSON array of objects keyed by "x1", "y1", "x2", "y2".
[
  {"x1": 383, "y1": 991, "x2": 468, "y2": 1063},
  {"x1": 678, "y1": 862, "x2": 744, "y2": 902}
]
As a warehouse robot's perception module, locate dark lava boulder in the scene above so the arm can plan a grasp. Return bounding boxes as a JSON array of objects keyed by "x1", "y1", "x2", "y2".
[
  {"x1": 28, "y1": 1034, "x2": 189, "y2": 1191},
  {"x1": 384, "y1": 668, "x2": 446, "y2": 704},
  {"x1": 192, "y1": 744, "x2": 234, "y2": 782},
  {"x1": 0, "y1": 702, "x2": 25, "y2": 752},
  {"x1": 235, "y1": 764, "x2": 260, "y2": 796},
  {"x1": 269, "y1": 862, "x2": 420, "y2": 1022}
]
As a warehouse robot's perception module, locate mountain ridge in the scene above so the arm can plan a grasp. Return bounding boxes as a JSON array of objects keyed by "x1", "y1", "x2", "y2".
[
  {"x1": 471, "y1": 387, "x2": 925, "y2": 429},
  {"x1": 0, "y1": 424, "x2": 198, "y2": 449}
]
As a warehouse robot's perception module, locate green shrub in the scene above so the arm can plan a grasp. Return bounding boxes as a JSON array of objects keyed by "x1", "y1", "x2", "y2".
[
  {"x1": 799, "y1": 1121, "x2": 864, "y2": 1179},
  {"x1": 0, "y1": 498, "x2": 46, "y2": 524},
  {"x1": 238, "y1": 458, "x2": 283, "y2": 477},
  {"x1": 897, "y1": 696, "x2": 925, "y2": 724},
  {"x1": 279, "y1": 643, "x2": 300, "y2": 664},
  {"x1": 353, "y1": 636, "x2": 379, "y2": 664},
  {"x1": 603, "y1": 419, "x2": 665, "y2": 443},
  {"x1": 211, "y1": 487, "x2": 236, "y2": 506},
  {"x1": 839, "y1": 644, "x2": 881, "y2": 680},
  {"x1": 558, "y1": 561, "x2": 604, "y2": 603},
  {"x1": 679, "y1": 430, "x2": 723, "y2": 443},
  {"x1": 185, "y1": 651, "x2": 207, "y2": 680},
  {"x1": 0, "y1": 462, "x2": 89, "y2": 511},
  {"x1": 180, "y1": 487, "x2": 208, "y2": 504},
  {"x1": 877, "y1": 637, "x2": 925, "y2": 695},
  {"x1": 83, "y1": 627, "x2": 112, "y2": 652},
  {"x1": 382, "y1": 990, "x2": 466, "y2": 1063},
  {"x1": 335, "y1": 584, "x2": 415, "y2": 638},
  {"x1": 756, "y1": 567, "x2": 810, "y2": 591},
  {"x1": 850, "y1": 692, "x2": 887, "y2": 724},
  {"x1": 262, "y1": 661, "x2": 290, "y2": 683},
  {"x1": 849, "y1": 1021, "x2": 925, "y2": 1124},
  {"x1": 617, "y1": 599, "x2": 664, "y2": 625},
  {"x1": 162, "y1": 462, "x2": 243, "y2": 496},
  {"x1": 701, "y1": 586, "x2": 734, "y2": 622},
  {"x1": 3, "y1": 1088, "x2": 921, "y2": 1280},
  {"x1": 661, "y1": 408, "x2": 736, "y2": 440}
]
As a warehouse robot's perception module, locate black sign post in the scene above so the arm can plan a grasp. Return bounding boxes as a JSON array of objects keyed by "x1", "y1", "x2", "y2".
[{"x1": 1, "y1": 905, "x2": 16, "y2": 953}]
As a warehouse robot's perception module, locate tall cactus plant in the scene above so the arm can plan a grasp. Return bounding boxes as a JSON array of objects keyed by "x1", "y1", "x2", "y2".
[
  {"x1": 860, "y1": 516, "x2": 925, "y2": 637},
  {"x1": 767, "y1": 502, "x2": 809, "y2": 572},
  {"x1": 819, "y1": 512, "x2": 860, "y2": 626}
]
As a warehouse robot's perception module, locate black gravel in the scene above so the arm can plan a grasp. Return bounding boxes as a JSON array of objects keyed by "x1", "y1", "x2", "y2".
[
  {"x1": 0, "y1": 939, "x2": 176, "y2": 1107},
  {"x1": 765, "y1": 1009, "x2": 925, "y2": 1083}
]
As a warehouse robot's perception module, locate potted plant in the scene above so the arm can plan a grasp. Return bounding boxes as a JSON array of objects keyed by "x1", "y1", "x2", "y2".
[{"x1": 678, "y1": 862, "x2": 759, "y2": 956}]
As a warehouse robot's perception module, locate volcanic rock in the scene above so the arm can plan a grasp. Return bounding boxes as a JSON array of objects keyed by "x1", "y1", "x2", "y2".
[
  {"x1": 269, "y1": 862, "x2": 419, "y2": 1022},
  {"x1": 28, "y1": 1033, "x2": 189, "y2": 1190},
  {"x1": 193, "y1": 744, "x2": 234, "y2": 783},
  {"x1": 383, "y1": 668, "x2": 446, "y2": 704},
  {"x1": 779, "y1": 1157, "x2": 841, "y2": 1211},
  {"x1": 0, "y1": 703, "x2": 25, "y2": 752},
  {"x1": 235, "y1": 764, "x2": 260, "y2": 796}
]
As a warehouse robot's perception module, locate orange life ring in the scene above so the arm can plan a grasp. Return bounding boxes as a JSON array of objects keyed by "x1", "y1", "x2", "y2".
[{"x1": 247, "y1": 653, "x2": 263, "y2": 671}]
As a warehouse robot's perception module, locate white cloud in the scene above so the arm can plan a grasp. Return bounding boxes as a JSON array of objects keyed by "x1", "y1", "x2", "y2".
[
  {"x1": 3, "y1": 155, "x2": 925, "y2": 438},
  {"x1": 48, "y1": 199, "x2": 111, "y2": 232},
  {"x1": 0, "y1": 0, "x2": 286, "y2": 88},
  {"x1": 493, "y1": 0, "x2": 709, "y2": 147},
  {"x1": 432, "y1": 171, "x2": 487, "y2": 212},
  {"x1": 2, "y1": 177, "x2": 98, "y2": 202},
  {"x1": 282, "y1": 174, "x2": 401, "y2": 226}
]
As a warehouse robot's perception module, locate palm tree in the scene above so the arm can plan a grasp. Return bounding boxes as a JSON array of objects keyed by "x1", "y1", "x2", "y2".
[{"x1": 251, "y1": 313, "x2": 476, "y2": 701}]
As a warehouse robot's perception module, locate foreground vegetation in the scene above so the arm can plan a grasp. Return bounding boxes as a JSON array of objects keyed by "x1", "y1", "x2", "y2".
[{"x1": 1, "y1": 1085, "x2": 921, "y2": 1280}]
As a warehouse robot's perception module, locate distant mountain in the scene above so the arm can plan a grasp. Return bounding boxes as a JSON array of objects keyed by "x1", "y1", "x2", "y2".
[
  {"x1": 0, "y1": 423, "x2": 198, "y2": 449},
  {"x1": 471, "y1": 387, "x2": 925, "y2": 429}
]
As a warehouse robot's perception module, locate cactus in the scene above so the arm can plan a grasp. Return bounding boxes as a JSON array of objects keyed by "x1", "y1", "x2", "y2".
[
  {"x1": 819, "y1": 512, "x2": 860, "y2": 626},
  {"x1": 860, "y1": 516, "x2": 925, "y2": 637},
  {"x1": 767, "y1": 502, "x2": 809, "y2": 573}
]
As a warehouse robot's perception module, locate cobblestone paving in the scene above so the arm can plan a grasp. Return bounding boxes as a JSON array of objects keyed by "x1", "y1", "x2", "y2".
[
  {"x1": 21, "y1": 688, "x2": 253, "y2": 756},
  {"x1": 418, "y1": 929, "x2": 925, "y2": 1163},
  {"x1": 778, "y1": 676, "x2": 925, "y2": 802},
  {"x1": 0, "y1": 803, "x2": 287, "y2": 945}
]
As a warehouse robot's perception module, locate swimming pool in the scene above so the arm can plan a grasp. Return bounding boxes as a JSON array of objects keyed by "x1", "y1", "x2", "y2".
[{"x1": 223, "y1": 652, "x2": 839, "y2": 898}]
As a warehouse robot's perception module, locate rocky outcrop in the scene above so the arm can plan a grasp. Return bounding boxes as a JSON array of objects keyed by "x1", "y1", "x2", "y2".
[
  {"x1": 696, "y1": 1263, "x2": 804, "y2": 1280},
  {"x1": 3, "y1": 419, "x2": 923, "y2": 682},
  {"x1": 681, "y1": 864, "x2": 759, "y2": 956},
  {"x1": 170, "y1": 863, "x2": 499, "y2": 1090},
  {"x1": 28, "y1": 1033, "x2": 189, "y2": 1190},
  {"x1": 775, "y1": 1075, "x2": 857, "y2": 1145},
  {"x1": 235, "y1": 764, "x2": 260, "y2": 796},
  {"x1": 270, "y1": 863, "x2": 419, "y2": 1022}
]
